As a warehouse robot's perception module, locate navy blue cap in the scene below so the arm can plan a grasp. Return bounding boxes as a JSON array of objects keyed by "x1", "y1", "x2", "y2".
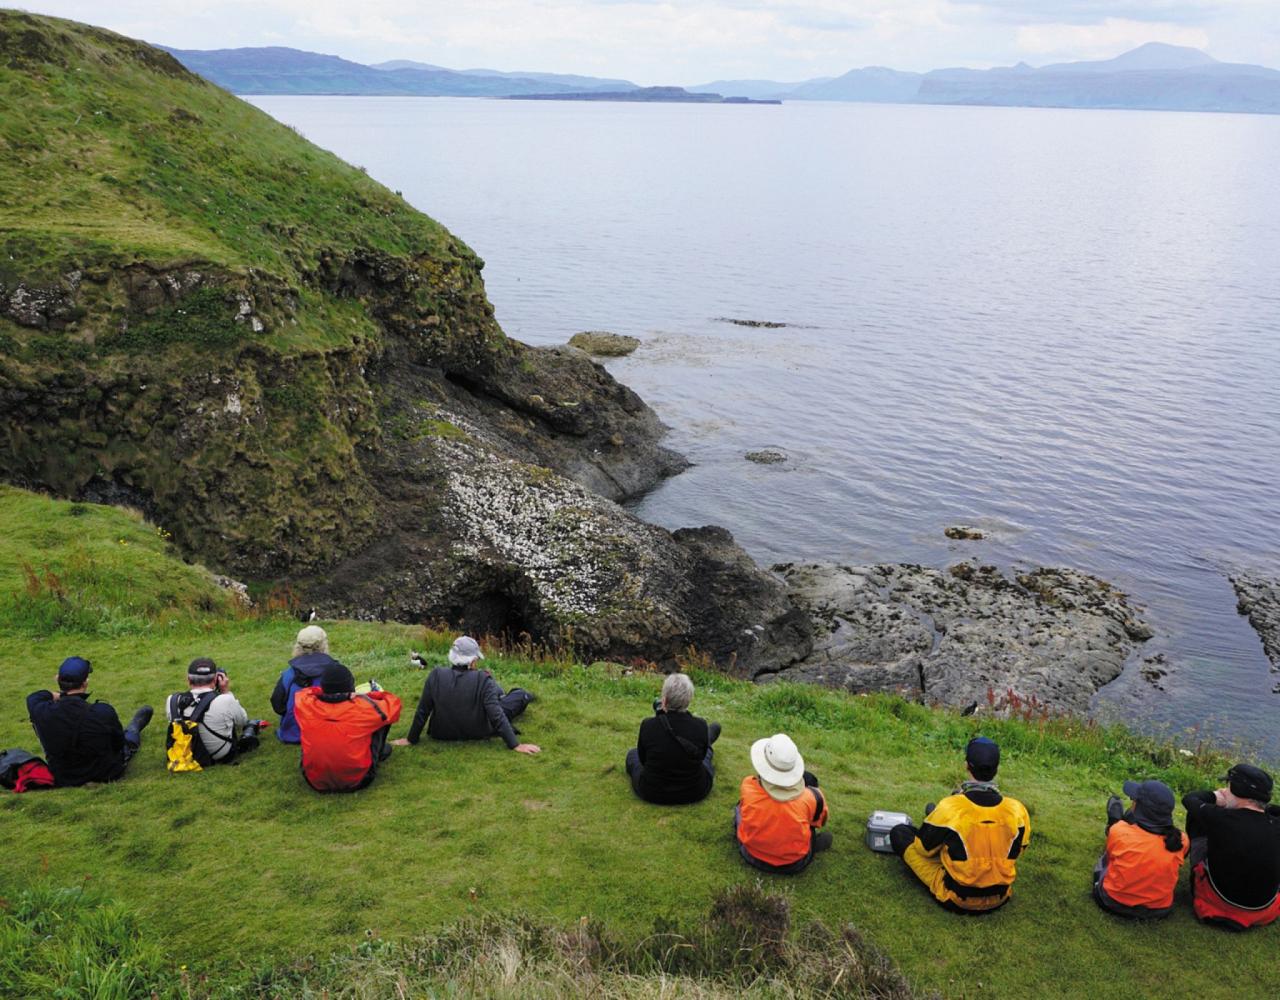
[
  {"x1": 57, "y1": 656, "x2": 92, "y2": 684},
  {"x1": 965, "y1": 736, "x2": 1000, "y2": 776},
  {"x1": 1123, "y1": 779, "x2": 1176, "y2": 825}
]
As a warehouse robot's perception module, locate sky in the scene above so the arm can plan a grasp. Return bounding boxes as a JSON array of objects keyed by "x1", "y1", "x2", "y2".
[{"x1": 12, "y1": 1, "x2": 1280, "y2": 84}]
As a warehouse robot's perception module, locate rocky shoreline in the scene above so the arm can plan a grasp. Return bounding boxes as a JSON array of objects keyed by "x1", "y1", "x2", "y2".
[
  {"x1": 769, "y1": 561, "x2": 1153, "y2": 715},
  {"x1": 1230, "y1": 573, "x2": 1280, "y2": 692}
]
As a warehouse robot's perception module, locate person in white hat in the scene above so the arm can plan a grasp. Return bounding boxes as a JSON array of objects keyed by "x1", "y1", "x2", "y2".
[
  {"x1": 392, "y1": 636, "x2": 539, "y2": 754},
  {"x1": 735, "y1": 733, "x2": 831, "y2": 873},
  {"x1": 269, "y1": 625, "x2": 341, "y2": 744}
]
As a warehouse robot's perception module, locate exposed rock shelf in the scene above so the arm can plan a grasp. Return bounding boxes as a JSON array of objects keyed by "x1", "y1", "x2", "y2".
[
  {"x1": 1230, "y1": 573, "x2": 1280, "y2": 690},
  {"x1": 771, "y1": 562, "x2": 1153, "y2": 715}
]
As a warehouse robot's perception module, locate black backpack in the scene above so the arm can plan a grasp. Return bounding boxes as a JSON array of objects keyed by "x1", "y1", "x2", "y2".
[{"x1": 165, "y1": 691, "x2": 230, "y2": 772}]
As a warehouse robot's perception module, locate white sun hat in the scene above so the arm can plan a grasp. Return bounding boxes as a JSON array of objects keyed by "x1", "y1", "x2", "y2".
[
  {"x1": 448, "y1": 635, "x2": 485, "y2": 666},
  {"x1": 750, "y1": 733, "x2": 805, "y2": 787}
]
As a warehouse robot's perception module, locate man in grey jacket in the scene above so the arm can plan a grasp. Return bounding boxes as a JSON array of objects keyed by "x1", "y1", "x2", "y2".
[
  {"x1": 165, "y1": 658, "x2": 262, "y2": 763},
  {"x1": 392, "y1": 637, "x2": 539, "y2": 754}
]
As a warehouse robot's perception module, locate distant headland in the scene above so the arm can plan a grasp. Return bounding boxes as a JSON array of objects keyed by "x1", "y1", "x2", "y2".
[{"x1": 506, "y1": 86, "x2": 781, "y2": 105}]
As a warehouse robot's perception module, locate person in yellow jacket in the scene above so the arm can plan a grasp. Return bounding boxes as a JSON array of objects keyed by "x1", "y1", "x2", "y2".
[{"x1": 888, "y1": 737, "x2": 1030, "y2": 913}]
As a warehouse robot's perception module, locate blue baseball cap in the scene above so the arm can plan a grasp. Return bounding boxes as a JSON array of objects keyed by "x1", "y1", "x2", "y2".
[{"x1": 58, "y1": 656, "x2": 92, "y2": 684}]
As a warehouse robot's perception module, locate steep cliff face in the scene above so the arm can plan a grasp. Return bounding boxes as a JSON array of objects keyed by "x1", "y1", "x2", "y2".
[{"x1": 0, "y1": 13, "x2": 810, "y2": 672}]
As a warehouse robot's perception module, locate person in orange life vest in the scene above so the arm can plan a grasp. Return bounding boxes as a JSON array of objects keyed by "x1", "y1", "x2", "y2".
[
  {"x1": 1092, "y1": 779, "x2": 1188, "y2": 919},
  {"x1": 294, "y1": 663, "x2": 402, "y2": 793},
  {"x1": 735, "y1": 733, "x2": 831, "y2": 873},
  {"x1": 888, "y1": 737, "x2": 1030, "y2": 914},
  {"x1": 1182, "y1": 763, "x2": 1280, "y2": 930}
]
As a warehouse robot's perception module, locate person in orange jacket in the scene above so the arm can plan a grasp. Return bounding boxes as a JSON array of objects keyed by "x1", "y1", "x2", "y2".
[
  {"x1": 1093, "y1": 779, "x2": 1188, "y2": 919},
  {"x1": 294, "y1": 663, "x2": 402, "y2": 793},
  {"x1": 735, "y1": 733, "x2": 831, "y2": 874}
]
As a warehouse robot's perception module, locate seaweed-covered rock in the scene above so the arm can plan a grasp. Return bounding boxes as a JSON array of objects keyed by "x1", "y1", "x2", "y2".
[{"x1": 567, "y1": 331, "x2": 640, "y2": 357}]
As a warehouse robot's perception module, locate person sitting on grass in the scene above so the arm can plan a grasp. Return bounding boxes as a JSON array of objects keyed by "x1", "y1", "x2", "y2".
[
  {"x1": 271, "y1": 625, "x2": 340, "y2": 744},
  {"x1": 165, "y1": 658, "x2": 264, "y2": 766},
  {"x1": 625, "y1": 673, "x2": 721, "y2": 805},
  {"x1": 735, "y1": 733, "x2": 830, "y2": 873},
  {"x1": 1092, "y1": 779, "x2": 1188, "y2": 919},
  {"x1": 888, "y1": 737, "x2": 1030, "y2": 914},
  {"x1": 26, "y1": 656, "x2": 153, "y2": 787},
  {"x1": 392, "y1": 636, "x2": 539, "y2": 755},
  {"x1": 1182, "y1": 763, "x2": 1280, "y2": 930},
  {"x1": 294, "y1": 663, "x2": 402, "y2": 793}
]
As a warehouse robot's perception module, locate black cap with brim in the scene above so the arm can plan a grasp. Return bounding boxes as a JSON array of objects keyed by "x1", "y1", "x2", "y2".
[
  {"x1": 966, "y1": 736, "x2": 1000, "y2": 776},
  {"x1": 1225, "y1": 763, "x2": 1273, "y2": 803}
]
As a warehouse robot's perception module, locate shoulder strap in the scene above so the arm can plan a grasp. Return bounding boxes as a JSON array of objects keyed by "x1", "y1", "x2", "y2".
[
  {"x1": 658, "y1": 712, "x2": 704, "y2": 760},
  {"x1": 809, "y1": 787, "x2": 826, "y2": 823},
  {"x1": 357, "y1": 694, "x2": 387, "y2": 722},
  {"x1": 187, "y1": 691, "x2": 234, "y2": 747}
]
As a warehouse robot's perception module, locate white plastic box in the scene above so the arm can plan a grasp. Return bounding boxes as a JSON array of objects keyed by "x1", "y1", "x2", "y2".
[{"x1": 865, "y1": 810, "x2": 913, "y2": 853}]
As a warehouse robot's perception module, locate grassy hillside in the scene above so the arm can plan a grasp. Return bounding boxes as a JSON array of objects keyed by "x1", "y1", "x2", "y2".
[
  {"x1": 0, "y1": 487, "x2": 1274, "y2": 999},
  {"x1": 0, "y1": 12, "x2": 516, "y2": 581},
  {"x1": 0, "y1": 11, "x2": 456, "y2": 316}
]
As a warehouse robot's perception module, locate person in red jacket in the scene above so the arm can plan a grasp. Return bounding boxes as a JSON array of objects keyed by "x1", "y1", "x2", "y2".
[
  {"x1": 294, "y1": 663, "x2": 402, "y2": 793},
  {"x1": 735, "y1": 733, "x2": 831, "y2": 874},
  {"x1": 1093, "y1": 779, "x2": 1188, "y2": 919}
]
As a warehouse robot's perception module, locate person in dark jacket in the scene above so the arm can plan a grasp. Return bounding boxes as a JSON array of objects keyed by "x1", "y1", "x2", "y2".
[
  {"x1": 1182, "y1": 763, "x2": 1280, "y2": 929},
  {"x1": 1092, "y1": 779, "x2": 1188, "y2": 919},
  {"x1": 26, "y1": 657, "x2": 153, "y2": 787},
  {"x1": 625, "y1": 673, "x2": 720, "y2": 804},
  {"x1": 270, "y1": 625, "x2": 340, "y2": 744},
  {"x1": 391, "y1": 636, "x2": 539, "y2": 754}
]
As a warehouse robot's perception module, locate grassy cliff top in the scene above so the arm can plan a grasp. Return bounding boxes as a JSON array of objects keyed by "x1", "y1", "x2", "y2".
[
  {"x1": 0, "y1": 10, "x2": 450, "y2": 282},
  {"x1": 0, "y1": 487, "x2": 1273, "y2": 999}
]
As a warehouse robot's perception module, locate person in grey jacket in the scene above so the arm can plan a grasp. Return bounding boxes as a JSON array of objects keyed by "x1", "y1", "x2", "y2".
[
  {"x1": 391, "y1": 636, "x2": 539, "y2": 754},
  {"x1": 165, "y1": 658, "x2": 262, "y2": 763}
]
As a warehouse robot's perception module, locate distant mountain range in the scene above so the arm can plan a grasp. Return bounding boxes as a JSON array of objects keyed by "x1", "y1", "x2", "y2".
[{"x1": 166, "y1": 42, "x2": 1280, "y2": 115}]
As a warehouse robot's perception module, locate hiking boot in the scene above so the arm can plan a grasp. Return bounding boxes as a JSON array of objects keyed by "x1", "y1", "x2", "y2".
[
  {"x1": 925, "y1": 802, "x2": 936, "y2": 818},
  {"x1": 708, "y1": 722, "x2": 722, "y2": 745},
  {"x1": 124, "y1": 705, "x2": 154, "y2": 746},
  {"x1": 813, "y1": 831, "x2": 834, "y2": 853}
]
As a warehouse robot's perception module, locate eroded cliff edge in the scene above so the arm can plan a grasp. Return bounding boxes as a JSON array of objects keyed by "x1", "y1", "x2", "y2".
[{"x1": 0, "y1": 12, "x2": 811, "y2": 673}]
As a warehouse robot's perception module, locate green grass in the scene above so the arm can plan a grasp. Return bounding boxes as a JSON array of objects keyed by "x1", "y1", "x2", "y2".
[
  {"x1": 0, "y1": 496, "x2": 1275, "y2": 999},
  {"x1": 0, "y1": 484, "x2": 238, "y2": 635},
  {"x1": 0, "y1": 10, "x2": 497, "y2": 361}
]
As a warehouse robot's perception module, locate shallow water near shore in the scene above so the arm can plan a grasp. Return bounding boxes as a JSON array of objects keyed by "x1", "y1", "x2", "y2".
[{"x1": 251, "y1": 95, "x2": 1280, "y2": 756}]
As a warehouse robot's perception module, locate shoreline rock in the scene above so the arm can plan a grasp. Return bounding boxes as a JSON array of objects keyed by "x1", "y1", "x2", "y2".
[
  {"x1": 770, "y1": 561, "x2": 1152, "y2": 715},
  {"x1": 745, "y1": 449, "x2": 787, "y2": 465},
  {"x1": 1230, "y1": 573, "x2": 1280, "y2": 676},
  {"x1": 567, "y1": 331, "x2": 640, "y2": 357},
  {"x1": 944, "y1": 525, "x2": 985, "y2": 540}
]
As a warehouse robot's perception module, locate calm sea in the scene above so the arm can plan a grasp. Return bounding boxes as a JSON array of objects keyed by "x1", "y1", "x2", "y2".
[{"x1": 251, "y1": 96, "x2": 1280, "y2": 756}]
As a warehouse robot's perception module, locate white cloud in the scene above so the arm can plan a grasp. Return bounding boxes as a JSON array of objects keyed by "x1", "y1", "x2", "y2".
[{"x1": 1015, "y1": 17, "x2": 1210, "y2": 59}]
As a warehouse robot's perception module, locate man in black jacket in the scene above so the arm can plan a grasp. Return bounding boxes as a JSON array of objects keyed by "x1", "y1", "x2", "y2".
[
  {"x1": 1182, "y1": 762, "x2": 1280, "y2": 929},
  {"x1": 625, "y1": 673, "x2": 720, "y2": 804},
  {"x1": 392, "y1": 636, "x2": 539, "y2": 754},
  {"x1": 26, "y1": 657, "x2": 153, "y2": 787}
]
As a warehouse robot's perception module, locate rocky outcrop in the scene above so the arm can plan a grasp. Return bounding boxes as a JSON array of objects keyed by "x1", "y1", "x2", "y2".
[
  {"x1": 0, "y1": 13, "x2": 806, "y2": 674},
  {"x1": 772, "y1": 561, "x2": 1152, "y2": 714},
  {"x1": 567, "y1": 331, "x2": 639, "y2": 357},
  {"x1": 299, "y1": 434, "x2": 810, "y2": 673},
  {"x1": 1230, "y1": 574, "x2": 1280, "y2": 686}
]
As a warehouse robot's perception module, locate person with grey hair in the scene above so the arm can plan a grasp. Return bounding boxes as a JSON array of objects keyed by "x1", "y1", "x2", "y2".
[
  {"x1": 624, "y1": 672, "x2": 720, "y2": 804},
  {"x1": 270, "y1": 625, "x2": 341, "y2": 744},
  {"x1": 392, "y1": 636, "x2": 539, "y2": 754},
  {"x1": 165, "y1": 658, "x2": 264, "y2": 766}
]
